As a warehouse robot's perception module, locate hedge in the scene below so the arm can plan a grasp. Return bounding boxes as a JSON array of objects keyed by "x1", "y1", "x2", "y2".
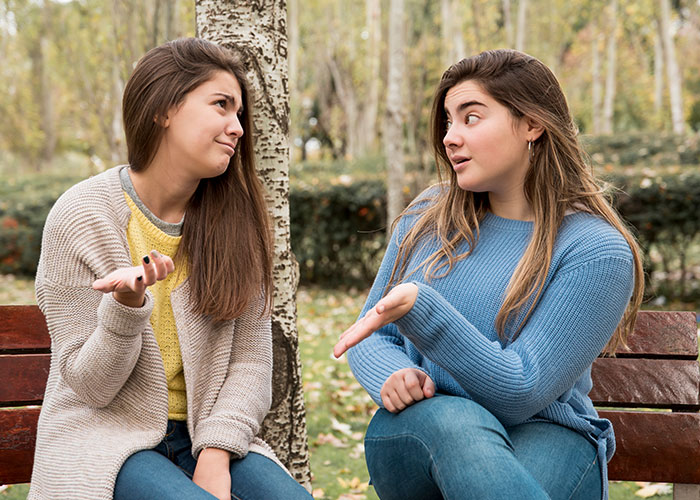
[{"x1": 1, "y1": 169, "x2": 698, "y2": 301}]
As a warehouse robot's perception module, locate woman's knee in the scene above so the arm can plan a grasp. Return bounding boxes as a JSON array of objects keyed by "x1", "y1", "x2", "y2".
[{"x1": 368, "y1": 395, "x2": 510, "y2": 453}]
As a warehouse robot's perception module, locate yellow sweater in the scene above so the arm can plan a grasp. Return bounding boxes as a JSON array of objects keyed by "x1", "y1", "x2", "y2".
[{"x1": 124, "y1": 193, "x2": 187, "y2": 420}]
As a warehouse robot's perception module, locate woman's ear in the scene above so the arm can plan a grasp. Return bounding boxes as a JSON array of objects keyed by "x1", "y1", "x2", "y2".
[
  {"x1": 154, "y1": 114, "x2": 170, "y2": 128},
  {"x1": 525, "y1": 117, "x2": 544, "y2": 142}
]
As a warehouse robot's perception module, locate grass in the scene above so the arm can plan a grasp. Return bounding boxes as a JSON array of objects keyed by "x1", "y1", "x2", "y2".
[{"x1": 0, "y1": 278, "x2": 678, "y2": 499}]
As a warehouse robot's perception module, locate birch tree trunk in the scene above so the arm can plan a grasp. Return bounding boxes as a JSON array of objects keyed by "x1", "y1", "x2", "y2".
[
  {"x1": 515, "y1": 0, "x2": 527, "y2": 52},
  {"x1": 658, "y1": 0, "x2": 685, "y2": 134},
  {"x1": 503, "y1": 0, "x2": 514, "y2": 48},
  {"x1": 39, "y1": 0, "x2": 55, "y2": 167},
  {"x1": 195, "y1": 0, "x2": 311, "y2": 488},
  {"x1": 360, "y1": 0, "x2": 381, "y2": 154},
  {"x1": 653, "y1": 23, "x2": 664, "y2": 117},
  {"x1": 385, "y1": 0, "x2": 406, "y2": 229},
  {"x1": 591, "y1": 30, "x2": 602, "y2": 134},
  {"x1": 601, "y1": 0, "x2": 617, "y2": 135}
]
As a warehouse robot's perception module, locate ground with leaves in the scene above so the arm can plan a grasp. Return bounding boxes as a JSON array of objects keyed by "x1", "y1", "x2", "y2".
[{"x1": 0, "y1": 276, "x2": 673, "y2": 499}]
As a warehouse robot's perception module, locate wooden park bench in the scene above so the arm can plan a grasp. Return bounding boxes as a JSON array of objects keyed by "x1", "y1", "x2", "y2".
[{"x1": 1, "y1": 306, "x2": 699, "y2": 498}]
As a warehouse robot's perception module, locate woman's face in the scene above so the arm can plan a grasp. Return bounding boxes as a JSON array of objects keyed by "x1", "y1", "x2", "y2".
[
  {"x1": 159, "y1": 70, "x2": 244, "y2": 181},
  {"x1": 442, "y1": 80, "x2": 532, "y2": 199}
]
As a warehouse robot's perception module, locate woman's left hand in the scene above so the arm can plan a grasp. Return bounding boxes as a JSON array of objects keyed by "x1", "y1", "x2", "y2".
[
  {"x1": 193, "y1": 448, "x2": 231, "y2": 500},
  {"x1": 333, "y1": 283, "x2": 418, "y2": 358}
]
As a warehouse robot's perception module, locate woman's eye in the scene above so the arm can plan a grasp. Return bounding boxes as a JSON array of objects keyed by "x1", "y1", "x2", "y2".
[
  {"x1": 215, "y1": 100, "x2": 227, "y2": 108},
  {"x1": 445, "y1": 120, "x2": 452, "y2": 129},
  {"x1": 466, "y1": 114, "x2": 479, "y2": 124}
]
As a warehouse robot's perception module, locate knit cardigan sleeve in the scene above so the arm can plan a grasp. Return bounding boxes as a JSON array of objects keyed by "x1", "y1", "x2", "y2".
[
  {"x1": 190, "y1": 289, "x2": 273, "y2": 458},
  {"x1": 35, "y1": 177, "x2": 153, "y2": 408},
  {"x1": 393, "y1": 254, "x2": 634, "y2": 427}
]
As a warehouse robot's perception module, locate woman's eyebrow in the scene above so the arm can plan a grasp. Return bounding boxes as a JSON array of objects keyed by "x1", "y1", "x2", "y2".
[{"x1": 445, "y1": 100, "x2": 486, "y2": 115}]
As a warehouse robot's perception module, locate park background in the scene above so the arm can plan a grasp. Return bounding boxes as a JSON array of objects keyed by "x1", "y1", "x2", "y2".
[{"x1": 1, "y1": 0, "x2": 699, "y2": 498}]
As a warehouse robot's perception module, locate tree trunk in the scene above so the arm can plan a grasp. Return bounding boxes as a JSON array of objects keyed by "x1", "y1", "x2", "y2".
[
  {"x1": 591, "y1": 30, "x2": 602, "y2": 134},
  {"x1": 441, "y1": 0, "x2": 465, "y2": 68},
  {"x1": 515, "y1": 0, "x2": 527, "y2": 52},
  {"x1": 601, "y1": 0, "x2": 617, "y2": 135},
  {"x1": 360, "y1": 0, "x2": 381, "y2": 154},
  {"x1": 503, "y1": 0, "x2": 514, "y2": 48},
  {"x1": 195, "y1": 0, "x2": 311, "y2": 489},
  {"x1": 385, "y1": 0, "x2": 406, "y2": 229},
  {"x1": 39, "y1": 0, "x2": 55, "y2": 167},
  {"x1": 653, "y1": 22, "x2": 664, "y2": 117},
  {"x1": 658, "y1": 0, "x2": 685, "y2": 134}
]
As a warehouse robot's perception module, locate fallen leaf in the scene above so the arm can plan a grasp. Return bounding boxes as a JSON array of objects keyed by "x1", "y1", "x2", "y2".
[{"x1": 635, "y1": 483, "x2": 672, "y2": 498}]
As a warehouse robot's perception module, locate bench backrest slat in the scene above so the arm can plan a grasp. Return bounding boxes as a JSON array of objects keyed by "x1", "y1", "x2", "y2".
[
  {"x1": 601, "y1": 409, "x2": 700, "y2": 484},
  {"x1": 0, "y1": 354, "x2": 51, "y2": 406},
  {"x1": 0, "y1": 407, "x2": 40, "y2": 484},
  {"x1": 614, "y1": 311, "x2": 698, "y2": 358},
  {"x1": 590, "y1": 358, "x2": 700, "y2": 410},
  {"x1": 0, "y1": 305, "x2": 50, "y2": 353}
]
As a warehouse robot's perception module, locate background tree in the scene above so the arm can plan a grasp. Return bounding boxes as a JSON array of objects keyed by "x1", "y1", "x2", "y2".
[{"x1": 194, "y1": 0, "x2": 312, "y2": 488}]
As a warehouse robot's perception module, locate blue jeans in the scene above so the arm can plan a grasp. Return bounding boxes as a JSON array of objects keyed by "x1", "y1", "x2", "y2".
[
  {"x1": 114, "y1": 420, "x2": 312, "y2": 500},
  {"x1": 364, "y1": 395, "x2": 601, "y2": 500}
]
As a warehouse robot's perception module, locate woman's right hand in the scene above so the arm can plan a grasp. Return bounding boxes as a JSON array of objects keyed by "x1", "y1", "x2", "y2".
[
  {"x1": 92, "y1": 250, "x2": 175, "y2": 307},
  {"x1": 381, "y1": 368, "x2": 435, "y2": 413}
]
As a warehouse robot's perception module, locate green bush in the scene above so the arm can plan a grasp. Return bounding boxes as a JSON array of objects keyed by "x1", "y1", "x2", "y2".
[
  {"x1": 290, "y1": 180, "x2": 388, "y2": 286},
  {"x1": 581, "y1": 132, "x2": 700, "y2": 166}
]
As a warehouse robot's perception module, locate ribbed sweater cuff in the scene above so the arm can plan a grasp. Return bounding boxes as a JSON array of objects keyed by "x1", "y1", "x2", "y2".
[
  {"x1": 97, "y1": 291, "x2": 154, "y2": 337},
  {"x1": 192, "y1": 417, "x2": 255, "y2": 459},
  {"x1": 394, "y1": 282, "x2": 445, "y2": 344}
]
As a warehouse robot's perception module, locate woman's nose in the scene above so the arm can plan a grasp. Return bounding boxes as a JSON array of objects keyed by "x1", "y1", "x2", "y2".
[{"x1": 227, "y1": 114, "x2": 244, "y2": 138}]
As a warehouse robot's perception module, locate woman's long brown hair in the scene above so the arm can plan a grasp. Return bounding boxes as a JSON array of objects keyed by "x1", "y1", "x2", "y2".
[
  {"x1": 387, "y1": 49, "x2": 643, "y2": 354},
  {"x1": 122, "y1": 38, "x2": 272, "y2": 321}
]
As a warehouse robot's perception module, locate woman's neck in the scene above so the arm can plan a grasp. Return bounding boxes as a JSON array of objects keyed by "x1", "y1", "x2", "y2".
[
  {"x1": 128, "y1": 161, "x2": 198, "y2": 223},
  {"x1": 487, "y1": 190, "x2": 534, "y2": 222}
]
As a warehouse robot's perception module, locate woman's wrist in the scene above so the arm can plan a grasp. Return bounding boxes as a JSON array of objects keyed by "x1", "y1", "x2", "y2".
[
  {"x1": 112, "y1": 290, "x2": 146, "y2": 308},
  {"x1": 198, "y1": 447, "x2": 231, "y2": 467}
]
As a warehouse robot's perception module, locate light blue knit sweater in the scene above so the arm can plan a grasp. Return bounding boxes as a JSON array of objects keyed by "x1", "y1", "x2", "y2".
[{"x1": 347, "y1": 197, "x2": 634, "y2": 500}]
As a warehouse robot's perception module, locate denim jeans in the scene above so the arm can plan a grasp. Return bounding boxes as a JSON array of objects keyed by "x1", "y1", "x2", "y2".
[
  {"x1": 364, "y1": 395, "x2": 601, "y2": 500},
  {"x1": 113, "y1": 420, "x2": 312, "y2": 500}
]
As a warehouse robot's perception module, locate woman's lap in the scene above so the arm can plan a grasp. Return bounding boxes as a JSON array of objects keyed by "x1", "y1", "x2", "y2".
[
  {"x1": 364, "y1": 395, "x2": 601, "y2": 500},
  {"x1": 114, "y1": 421, "x2": 311, "y2": 500}
]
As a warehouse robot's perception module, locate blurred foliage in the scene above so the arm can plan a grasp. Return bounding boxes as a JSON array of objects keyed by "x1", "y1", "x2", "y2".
[
  {"x1": 582, "y1": 133, "x2": 700, "y2": 166},
  {"x1": 2, "y1": 1, "x2": 700, "y2": 168}
]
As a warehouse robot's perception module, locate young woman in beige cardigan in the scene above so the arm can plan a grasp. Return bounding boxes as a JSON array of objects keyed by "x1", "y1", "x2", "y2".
[{"x1": 29, "y1": 38, "x2": 311, "y2": 500}]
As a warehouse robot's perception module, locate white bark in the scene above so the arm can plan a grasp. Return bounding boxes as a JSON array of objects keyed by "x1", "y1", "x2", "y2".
[
  {"x1": 515, "y1": 0, "x2": 527, "y2": 52},
  {"x1": 195, "y1": 0, "x2": 311, "y2": 488},
  {"x1": 385, "y1": 0, "x2": 406, "y2": 229},
  {"x1": 503, "y1": 0, "x2": 514, "y2": 47},
  {"x1": 441, "y1": 0, "x2": 465, "y2": 68},
  {"x1": 654, "y1": 23, "x2": 664, "y2": 116},
  {"x1": 360, "y1": 0, "x2": 381, "y2": 153},
  {"x1": 601, "y1": 0, "x2": 617, "y2": 135},
  {"x1": 658, "y1": 0, "x2": 685, "y2": 134},
  {"x1": 591, "y1": 31, "x2": 602, "y2": 134}
]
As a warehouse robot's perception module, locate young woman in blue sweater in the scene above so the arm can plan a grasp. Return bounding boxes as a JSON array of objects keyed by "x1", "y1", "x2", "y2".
[{"x1": 334, "y1": 49, "x2": 644, "y2": 500}]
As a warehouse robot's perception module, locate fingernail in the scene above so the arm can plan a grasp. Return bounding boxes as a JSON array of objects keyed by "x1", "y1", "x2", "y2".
[
  {"x1": 151, "y1": 250, "x2": 161, "y2": 259},
  {"x1": 137, "y1": 276, "x2": 143, "y2": 281},
  {"x1": 142, "y1": 255, "x2": 150, "y2": 264}
]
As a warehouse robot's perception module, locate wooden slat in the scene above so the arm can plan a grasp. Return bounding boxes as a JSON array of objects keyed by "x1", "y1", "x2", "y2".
[
  {"x1": 601, "y1": 410, "x2": 700, "y2": 484},
  {"x1": 0, "y1": 354, "x2": 50, "y2": 405},
  {"x1": 614, "y1": 311, "x2": 698, "y2": 358},
  {"x1": 0, "y1": 305, "x2": 50, "y2": 352},
  {"x1": 0, "y1": 407, "x2": 40, "y2": 484},
  {"x1": 591, "y1": 358, "x2": 700, "y2": 409}
]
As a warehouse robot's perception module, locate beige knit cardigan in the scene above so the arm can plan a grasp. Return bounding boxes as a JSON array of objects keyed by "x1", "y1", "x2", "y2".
[{"x1": 29, "y1": 166, "x2": 280, "y2": 500}]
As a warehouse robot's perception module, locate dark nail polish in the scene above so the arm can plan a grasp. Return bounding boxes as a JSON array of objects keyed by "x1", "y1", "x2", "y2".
[
  {"x1": 143, "y1": 255, "x2": 150, "y2": 264},
  {"x1": 152, "y1": 250, "x2": 161, "y2": 259},
  {"x1": 137, "y1": 276, "x2": 143, "y2": 281}
]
